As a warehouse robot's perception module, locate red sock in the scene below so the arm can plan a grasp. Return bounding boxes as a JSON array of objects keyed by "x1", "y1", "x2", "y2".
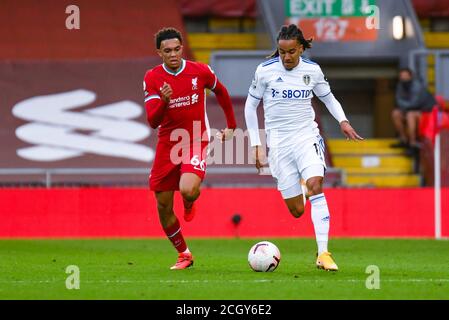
[{"x1": 163, "y1": 218, "x2": 187, "y2": 253}]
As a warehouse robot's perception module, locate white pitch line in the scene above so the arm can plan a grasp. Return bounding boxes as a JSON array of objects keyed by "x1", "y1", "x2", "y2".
[{"x1": 0, "y1": 279, "x2": 448, "y2": 284}]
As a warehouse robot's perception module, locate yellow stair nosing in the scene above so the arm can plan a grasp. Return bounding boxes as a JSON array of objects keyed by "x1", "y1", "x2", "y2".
[
  {"x1": 333, "y1": 158, "x2": 413, "y2": 169},
  {"x1": 347, "y1": 173, "x2": 420, "y2": 178},
  {"x1": 209, "y1": 18, "x2": 256, "y2": 30},
  {"x1": 327, "y1": 139, "x2": 399, "y2": 149},
  {"x1": 346, "y1": 175, "x2": 421, "y2": 187},
  {"x1": 344, "y1": 167, "x2": 414, "y2": 174},
  {"x1": 423, "y1": 32, "x2": 449, "y2": 48},
  {"x1": 187, "y1": 33, "x2": 257, "y2": 50},
  {"x1": 329, "y1": 148, "x2": 406, "y2": 155}
]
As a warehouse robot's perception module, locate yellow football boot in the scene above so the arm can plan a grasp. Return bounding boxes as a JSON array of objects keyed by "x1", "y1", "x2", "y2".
[{"x1": 316, "y1": 252, "x2": 339, "y2": 271}]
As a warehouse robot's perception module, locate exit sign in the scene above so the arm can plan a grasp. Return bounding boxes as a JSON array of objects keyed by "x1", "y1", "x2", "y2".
[
  {"x1": 287, "y1": 0, "x2": 376, "y2": 17},
  {"x1": 286, "y1": 0, "x2": 378, "y2": 42}
]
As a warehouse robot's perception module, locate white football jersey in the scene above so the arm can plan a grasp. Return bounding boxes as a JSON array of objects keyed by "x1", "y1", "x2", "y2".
[{"x1": 248, "y1": 56, "x2": 331, "y2": 148}]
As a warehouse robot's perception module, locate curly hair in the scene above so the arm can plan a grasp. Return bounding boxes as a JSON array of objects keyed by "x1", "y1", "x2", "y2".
[
  {"x1": 267, "y1": 24, "x2": 313, "y2": 58},
  {"x1": 155, "y1": 27, "x2": 183, "y2": 49}
]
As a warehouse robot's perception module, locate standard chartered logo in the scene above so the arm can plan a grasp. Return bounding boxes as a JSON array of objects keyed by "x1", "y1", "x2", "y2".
[
  {"x1": 168, "y1": 94, "x2": 199, "y2": 109},
  {"x1": 12, "y1": 89, "x2": 154, "y2": 162}
]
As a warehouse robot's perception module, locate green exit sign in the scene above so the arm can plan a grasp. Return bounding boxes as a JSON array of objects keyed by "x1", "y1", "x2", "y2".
[{"x1": 287, "y1": 0, "x2": 376, "y2": 17}]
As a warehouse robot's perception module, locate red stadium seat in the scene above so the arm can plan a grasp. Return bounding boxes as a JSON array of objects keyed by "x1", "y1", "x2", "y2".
[{"x1": 419, "y1": 95, "x2": 449, "y2": 146}]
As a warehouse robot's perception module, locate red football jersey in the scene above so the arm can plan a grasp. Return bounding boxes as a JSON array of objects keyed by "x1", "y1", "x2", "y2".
[{"x1": 143, "y1": 59, "x2": 217, "y2": 145}]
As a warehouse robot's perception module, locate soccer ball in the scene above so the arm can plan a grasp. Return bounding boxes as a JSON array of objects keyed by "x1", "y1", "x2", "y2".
[{"x1": 248, "y1": 241, "x2": 281, "y2": 272}]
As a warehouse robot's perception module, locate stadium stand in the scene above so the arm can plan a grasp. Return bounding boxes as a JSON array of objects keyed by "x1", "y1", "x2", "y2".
[
  {"x1": 0, "y1": 0, "x2": 191, "y2": 59},
  {"x1": 328, "y1": 138, "x2": 420, "y2": 187},
  {"x1": 0, "y1": 0, "x2": 191, "y2": 186},
  {"x1": 411, "y1": 0, "x2": 449, "y2": 95},
  {"x1": 181, "y1": 0, "x2": 257, "y2": 64},
  {"x1": 410, "y1": 0, "x2": 449, "y2": 187},
  {"x1": 309, "y1": 0, "x2": 449, "y2": 188}
]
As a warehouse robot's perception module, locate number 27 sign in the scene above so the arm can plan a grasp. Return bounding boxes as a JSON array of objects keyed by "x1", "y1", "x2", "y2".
[{"x1": 299, "y1": 17, "x2": 377, "y2": 41}]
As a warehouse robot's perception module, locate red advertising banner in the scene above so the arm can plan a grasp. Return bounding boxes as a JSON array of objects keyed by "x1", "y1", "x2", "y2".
[{"x1": 0, "y1": 188, "x2": 446, "y2": 238}]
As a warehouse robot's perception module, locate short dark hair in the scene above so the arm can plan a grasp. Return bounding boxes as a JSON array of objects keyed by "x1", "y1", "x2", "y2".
[
  {"x1": 268, "y1": 24, "x2": 313, "y2": 58},
  {"x1": 155, "y1": 27, "x2": 183, "y2": 49}
]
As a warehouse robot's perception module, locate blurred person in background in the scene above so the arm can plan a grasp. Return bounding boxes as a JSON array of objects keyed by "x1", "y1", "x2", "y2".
[{"x1": 391, "y1": 67, "x2": 436, "y2": 155}]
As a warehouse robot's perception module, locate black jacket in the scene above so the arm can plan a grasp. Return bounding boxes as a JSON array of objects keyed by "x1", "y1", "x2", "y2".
[{"x1": 396, "y1": 79, "x2": 436, "y2": 112}]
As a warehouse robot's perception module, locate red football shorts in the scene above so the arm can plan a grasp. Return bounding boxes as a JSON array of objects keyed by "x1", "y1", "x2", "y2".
[{"x1": 149, "y1": 141, "x2": 209, "y2": 192}]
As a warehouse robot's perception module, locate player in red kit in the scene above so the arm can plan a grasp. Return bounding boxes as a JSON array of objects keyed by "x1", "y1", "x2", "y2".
[{"x1": 143, "y1": 28, "x2": 237, "y2": 270}]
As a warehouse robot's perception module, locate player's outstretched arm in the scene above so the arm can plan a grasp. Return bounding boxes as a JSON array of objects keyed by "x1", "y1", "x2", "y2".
[
  {"x1": 340, "y1": 120, "x2": 364, "y2": 141},
  {"x1": 212, "y1": 80, "x2": 237, "y2": 142},
  {"x1": 251, "y1": 145, "x2": 268, "y2": 171},
  {"x1": 244, "y1": 93, "x2": 262, "y2": 147},
  {"x1": 316, "y1": 91, "x2": 363, "y2": 141},
  {"x1": 244, "y1": 93, "x2": 268, "y2": 171}
]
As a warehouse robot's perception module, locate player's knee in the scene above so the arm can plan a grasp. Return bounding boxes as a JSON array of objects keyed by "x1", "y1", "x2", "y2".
[
  {"x1": 180, "y1": 186, "x2": 200, "y2": 202},
  {"x1": 307, "y1": 180, "x2": 323, "y2": 195},
  {"x1": 288, "y1": 204, "x2": 305, "y2": 218},
  {"x1": 157, "y1": 201, "x2": 172, "y2": 214}
]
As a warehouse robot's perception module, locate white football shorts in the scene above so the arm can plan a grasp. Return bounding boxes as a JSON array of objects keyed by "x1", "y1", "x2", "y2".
[{"x1": 268, "y1": 135, "x2": 326, "y2": 199}]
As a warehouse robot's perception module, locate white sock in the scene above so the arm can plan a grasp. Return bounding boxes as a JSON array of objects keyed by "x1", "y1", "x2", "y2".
[
  {"x1": 310, "y1": 193, "x2": 330, "y2": 255},
  {"x1": 183, "y1": 248, "x2": 191, "y2": 254}
]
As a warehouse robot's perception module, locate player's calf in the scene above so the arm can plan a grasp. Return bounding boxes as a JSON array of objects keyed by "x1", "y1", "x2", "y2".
[
  {"x1": 183, "y1": 200, "x2": 196, "y2": 222},
  {"x1": 286, "y1": 201, "x2": 305, "y2": 218}
]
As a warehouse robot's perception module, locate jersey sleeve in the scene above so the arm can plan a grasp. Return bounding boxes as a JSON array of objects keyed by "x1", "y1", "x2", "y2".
[
  {"x1": 313, "y1": 66, "x2": 332, "y2": 98},
  {"x1": 248, "y1": 66, "x2": 266, "y2": 100},
  {"x1": 143, "y1": 71, "x2": 161, "y2": 104},
  {"x1": 199, "y1": 63, "x2": 218, "y2": 90}
]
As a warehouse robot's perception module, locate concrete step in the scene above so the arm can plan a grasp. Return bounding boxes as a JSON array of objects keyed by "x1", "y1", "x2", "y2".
[
  {"x1": 345, "y1": 174, "x2": 421, "y2": 187},
  {"x1": 328, "y1": 139, "x2": 420, "y2": 187},
  {"x1": 327, "y1": 138, "x2": 398, "y2": 149},
  {"x1": 333, "y1": 155, "x2": 414, "y2": 169},
  {"x1": 192, "y1": 49, "x2": 211, "y2": 64},
  {"x1": 345, "y1": 167, "x2": 414, "y2": 174},
  {"x1": 208, "y1": 18, "x2": 255, "y2": 32},
  {"x1": 330, "y1": 147, "x2": 405, "y2": 155},
  {"x1": 187, "y1": 33, "x2": 257, "y2": 50},
  {"x1": 424, "y1": 32, "x2": 449, "y2": 48}
]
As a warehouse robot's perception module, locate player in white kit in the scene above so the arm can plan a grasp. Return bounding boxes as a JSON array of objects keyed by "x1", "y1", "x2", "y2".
[{"x1": 245, "y1": 24, "x2": 363, "y2": 271}]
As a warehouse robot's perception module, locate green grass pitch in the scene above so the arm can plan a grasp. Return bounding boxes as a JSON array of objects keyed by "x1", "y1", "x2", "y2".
[{"x1": 0, "y1": 238, "x2": 448, "y2": 300}]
